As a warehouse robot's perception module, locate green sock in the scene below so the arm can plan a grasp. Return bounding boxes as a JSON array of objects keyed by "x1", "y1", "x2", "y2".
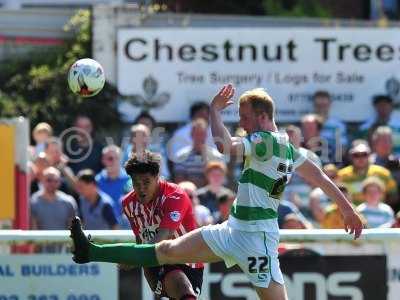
[{"x1": 88, "y1": 243, "x2": 159, "y2": 267}]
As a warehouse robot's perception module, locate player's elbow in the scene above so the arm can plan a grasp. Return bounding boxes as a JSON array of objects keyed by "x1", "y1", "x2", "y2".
[{"x1": 297, "y1": 159, "x2": 325, "y2": 187}]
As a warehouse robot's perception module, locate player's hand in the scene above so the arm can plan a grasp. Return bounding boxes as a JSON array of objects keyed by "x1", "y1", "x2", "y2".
[
  {"x1": 342, "y1": 209, "x2": 363, "y2": 240},
  {"x1": 211, "y1": 84, "x2": 235, "y2": 111},
  {"x1": 57, "y1": 154, "x2": 69, "y2": 170}
]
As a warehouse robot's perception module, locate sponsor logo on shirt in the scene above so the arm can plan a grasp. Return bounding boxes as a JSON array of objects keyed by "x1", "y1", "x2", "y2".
[{"x1": 170, "y1": 211, "x2": 181, "y2": 222}]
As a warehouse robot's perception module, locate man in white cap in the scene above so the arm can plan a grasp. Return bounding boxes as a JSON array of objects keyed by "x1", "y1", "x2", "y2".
[{"x1": 338, "y1": 141, "x2": 398, "y2": 207}]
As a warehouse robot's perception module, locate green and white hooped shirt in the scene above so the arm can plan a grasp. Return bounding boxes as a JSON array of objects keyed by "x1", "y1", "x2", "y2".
[{"x1": 228, "y1": 131, "x2": 307, "y2": 232}]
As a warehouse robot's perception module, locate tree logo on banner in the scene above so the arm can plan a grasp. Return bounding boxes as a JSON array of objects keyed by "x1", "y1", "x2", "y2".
[
  {"x1": 122, "y1": 75, "x2": 170, "y2": 110},
  {"x1": 386, "y1": 76, "x2": 400, "y2": 105}
]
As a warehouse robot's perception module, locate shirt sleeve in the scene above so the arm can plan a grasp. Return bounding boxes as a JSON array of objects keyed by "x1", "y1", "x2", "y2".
[
  {"x1": 102, "y1": 203, "x2": 119, "y2": 228},
  {"x1": 292, "y1": 146, "x2": 308, "y2": 170},
  {"x1": 159, "y1": 193, "x2": 189, "y2": 230}
]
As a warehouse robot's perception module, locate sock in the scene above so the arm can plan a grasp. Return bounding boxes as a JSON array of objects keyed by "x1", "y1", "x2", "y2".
[{"x1": 89, "y1": 243, "x2": 159, "y2": 267}]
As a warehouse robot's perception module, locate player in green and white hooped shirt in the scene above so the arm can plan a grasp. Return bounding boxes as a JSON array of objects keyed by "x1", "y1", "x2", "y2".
[
  {"x1": 208, "y1": 84, "x2": 363, "y2": 299},
  {"x1": 70, "y1": 84, "x2": 363, "y2": 300}
]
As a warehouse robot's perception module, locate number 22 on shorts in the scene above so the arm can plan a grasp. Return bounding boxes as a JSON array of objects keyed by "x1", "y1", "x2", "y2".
[{"x1": 247, "y1": 256, "x2": 269, "y2": 273}]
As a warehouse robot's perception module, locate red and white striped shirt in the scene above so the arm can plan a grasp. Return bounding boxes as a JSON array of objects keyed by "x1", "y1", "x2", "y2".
[{"x1": 122, "y1": 180, "x2": 203, "y2": 268}]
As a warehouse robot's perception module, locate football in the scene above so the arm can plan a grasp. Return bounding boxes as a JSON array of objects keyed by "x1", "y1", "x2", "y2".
[{"x1": 68, "y1": 58, "x2": 105, "y2": 97}]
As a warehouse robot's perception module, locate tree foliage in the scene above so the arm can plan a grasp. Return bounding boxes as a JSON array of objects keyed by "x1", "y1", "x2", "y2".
[
  {"x1": 263, "y1": 0, "x2": 330, "y2": 18},
  {"x1": 160, "y1": 0, "x2": 330, "y2": 17},
  {"x1": 0, "y1": 10, "x2": 121, "y2": 135}
]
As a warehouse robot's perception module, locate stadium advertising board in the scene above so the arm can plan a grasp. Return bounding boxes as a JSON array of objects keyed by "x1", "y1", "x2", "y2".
[
  {"x1": 117, "y1": 28, "x2": 400, "y2": 122},
  {"x1": 0, "y1": 255, "x2": 117, "y2": 300},
  {"x1": 131, "y1": 255, "x2": 387, "y2": 300},
  {"x1": 206, "y1": 255, "x2": 386, "y2": 300}
]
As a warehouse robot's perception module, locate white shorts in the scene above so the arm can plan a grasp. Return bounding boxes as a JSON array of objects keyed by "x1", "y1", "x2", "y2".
[{"x1": 201, "y1": 221, "x2": 284, "y2": 288}]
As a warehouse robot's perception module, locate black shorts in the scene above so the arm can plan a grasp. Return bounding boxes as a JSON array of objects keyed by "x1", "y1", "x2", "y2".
[{"x1": 146, "y1": 264, "x2": 203, "y2": 298}]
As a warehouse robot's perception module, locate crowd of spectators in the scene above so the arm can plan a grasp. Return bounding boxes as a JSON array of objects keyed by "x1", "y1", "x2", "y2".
[{"x1": 26, "y1": 92, "x2": 400, "y2": 234}]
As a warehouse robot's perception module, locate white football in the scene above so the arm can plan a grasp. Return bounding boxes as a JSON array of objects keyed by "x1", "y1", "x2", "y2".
[{"x1": 68, "y1": 58, "x2": 105, "y2": 97}]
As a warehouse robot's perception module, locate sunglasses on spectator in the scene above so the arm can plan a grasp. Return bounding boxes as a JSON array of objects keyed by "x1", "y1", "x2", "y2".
[
  {"x1": 45, "y1": 178, "x2": 59, "y2": 183},
  {"x1": 352, "y1": 152, "x2": 369, "y2": 158},
  {"x1": 105, "y1": 156, "x2": 117, "y2": 161}
]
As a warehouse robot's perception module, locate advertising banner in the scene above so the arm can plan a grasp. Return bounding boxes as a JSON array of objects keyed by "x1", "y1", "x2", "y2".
[
  {"x1": 117, "y1": 28, "x2": 400, "y2": 122},
  {"x1": 130, "y1": 254, "x2": 387, "y2": 300},
  {"x1": 0, "y1": 255, "x2": 118, "y2": 300}
]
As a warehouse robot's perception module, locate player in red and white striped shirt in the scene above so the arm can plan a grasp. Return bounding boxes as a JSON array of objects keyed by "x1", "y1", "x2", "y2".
[{"x1": 122, "y1": 151, "x2": 203, "y2": 299}]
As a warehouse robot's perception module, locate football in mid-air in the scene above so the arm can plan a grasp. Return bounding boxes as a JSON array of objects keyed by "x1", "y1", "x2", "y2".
[{"x1": 68, "y1": 58, "x2": 105, "y2": 97}]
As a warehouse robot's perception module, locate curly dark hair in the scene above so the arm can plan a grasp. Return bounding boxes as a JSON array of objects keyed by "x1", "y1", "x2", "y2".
[{"x1": 124, "y1": 150, "x2": 161, "y2": 177}]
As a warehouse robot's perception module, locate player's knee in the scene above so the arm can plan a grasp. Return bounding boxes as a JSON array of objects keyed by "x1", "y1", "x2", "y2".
[
  {"x1": 156, "y1": 240, "x2": 179, "y2": 264},
  {"x1": 164, "y1": 271, "x2": 196, "y2": 299}
]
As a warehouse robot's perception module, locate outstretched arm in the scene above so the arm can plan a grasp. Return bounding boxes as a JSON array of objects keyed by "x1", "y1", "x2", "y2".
[
  {"x1": 296, "y1": 159, "x2": 363, "y2": 239},
  {"x1": 210, "y1": 84, "x2": 244, "y2": 156}
]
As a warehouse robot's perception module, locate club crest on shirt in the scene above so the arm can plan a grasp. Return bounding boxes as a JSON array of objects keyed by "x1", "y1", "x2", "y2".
[
  {"x1": 170, "y1": 211, "x2": 181, "y2": 222},
  {"x1": 251, "y1": 133, "x2": 263, "y2": 144}
]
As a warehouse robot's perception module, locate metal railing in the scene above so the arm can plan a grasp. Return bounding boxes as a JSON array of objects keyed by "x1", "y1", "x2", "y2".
[{"x1": 1, "y1": 228, "x2": 399, "y2": 242}]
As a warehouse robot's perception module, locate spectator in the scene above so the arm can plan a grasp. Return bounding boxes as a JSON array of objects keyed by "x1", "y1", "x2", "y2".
[
  {"x1": 313, "y1": 91, "x2": 348, "y2": 164},
  {"x1": 287, "y1": 124, "x2": 322, "y2": 167},
  {"x1": 371, "y1": 126, "x2": 398, "y2": 167},
  {"x1": 196, "y1": 161, "x2": 235, "y2": 221},
  {"x1": 281, "y1": 213, "x2": 307, "y2": 229},
  {"x1": 169, "y1": 101, "x2": 215, "y2": 157},
  {"x1": 370, "y1": 126, "x2": 400, "y2": 211},
  {"x1": 321, "y1": 184, "x2": 358, "y2": 229},
  {"x1": 31, "y1": 122, "x2": 53, "y2": 156},
  {"x1": 64, "y1": 115, "x2": 103, "y2": 174},
  {"x1": 173, "y1": 119, "x2": 223, "y2": 187},
  {"x1": 44, "y1": 138, "x2": 76, "y2": 195},
  {"x1": 29, "y1": 152, "x2": 50, "y2": 194},
  {"x1": 216, "y1": 192, "x2": 235, "y2": 224},
  {"x1": 357, "y1": 177, "x2": 394, "y2": 228},
  {"x1": 178, "y1": 181, "x2": 213, "y2": 227},
  {"x1": 134, "y1": 110, "x2": 157, "y2": 132},
  {"x1": 76, "y1": 169, "x2": 119, "y2": 230},
  {"x1": 278, "y1": 199, "x2": 311, "y2": 229},
  {"x1": 309, "y1": 164, "x2": 339, "y2": 226},
  {"x1": 122, "y1": 124, "x2": 170, "y2": 179},
  {"x1": 123, "y1": 124, "x2": 151, "y2": 162},
  {"x1": 322, "y1": 163, "x2": 339, "y2": 182},
  {"x1": 301, "y1": 114, "x2": 328, "y2": 163},
  {"x1": 134, "y1": 110, "x2": 168, "y2": 159},
  {"x1": 391, "y1": 211, "x2": 400, "y2": 228},
  {"x1": 96, "y1": 145, "x2": 130, "y2": 227},
  {"x1": 284, "y1": 125, "x2": 320, "y2": 216},
  {"x1": 338, "y1": 142, "x2": 398, "y2": 206},
  {"x1": 359, "y1": 95, "x2": 400, "y2": 155},
  {"x1": 30, "y1": 167, "x2": 77, "y2": 230}
]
